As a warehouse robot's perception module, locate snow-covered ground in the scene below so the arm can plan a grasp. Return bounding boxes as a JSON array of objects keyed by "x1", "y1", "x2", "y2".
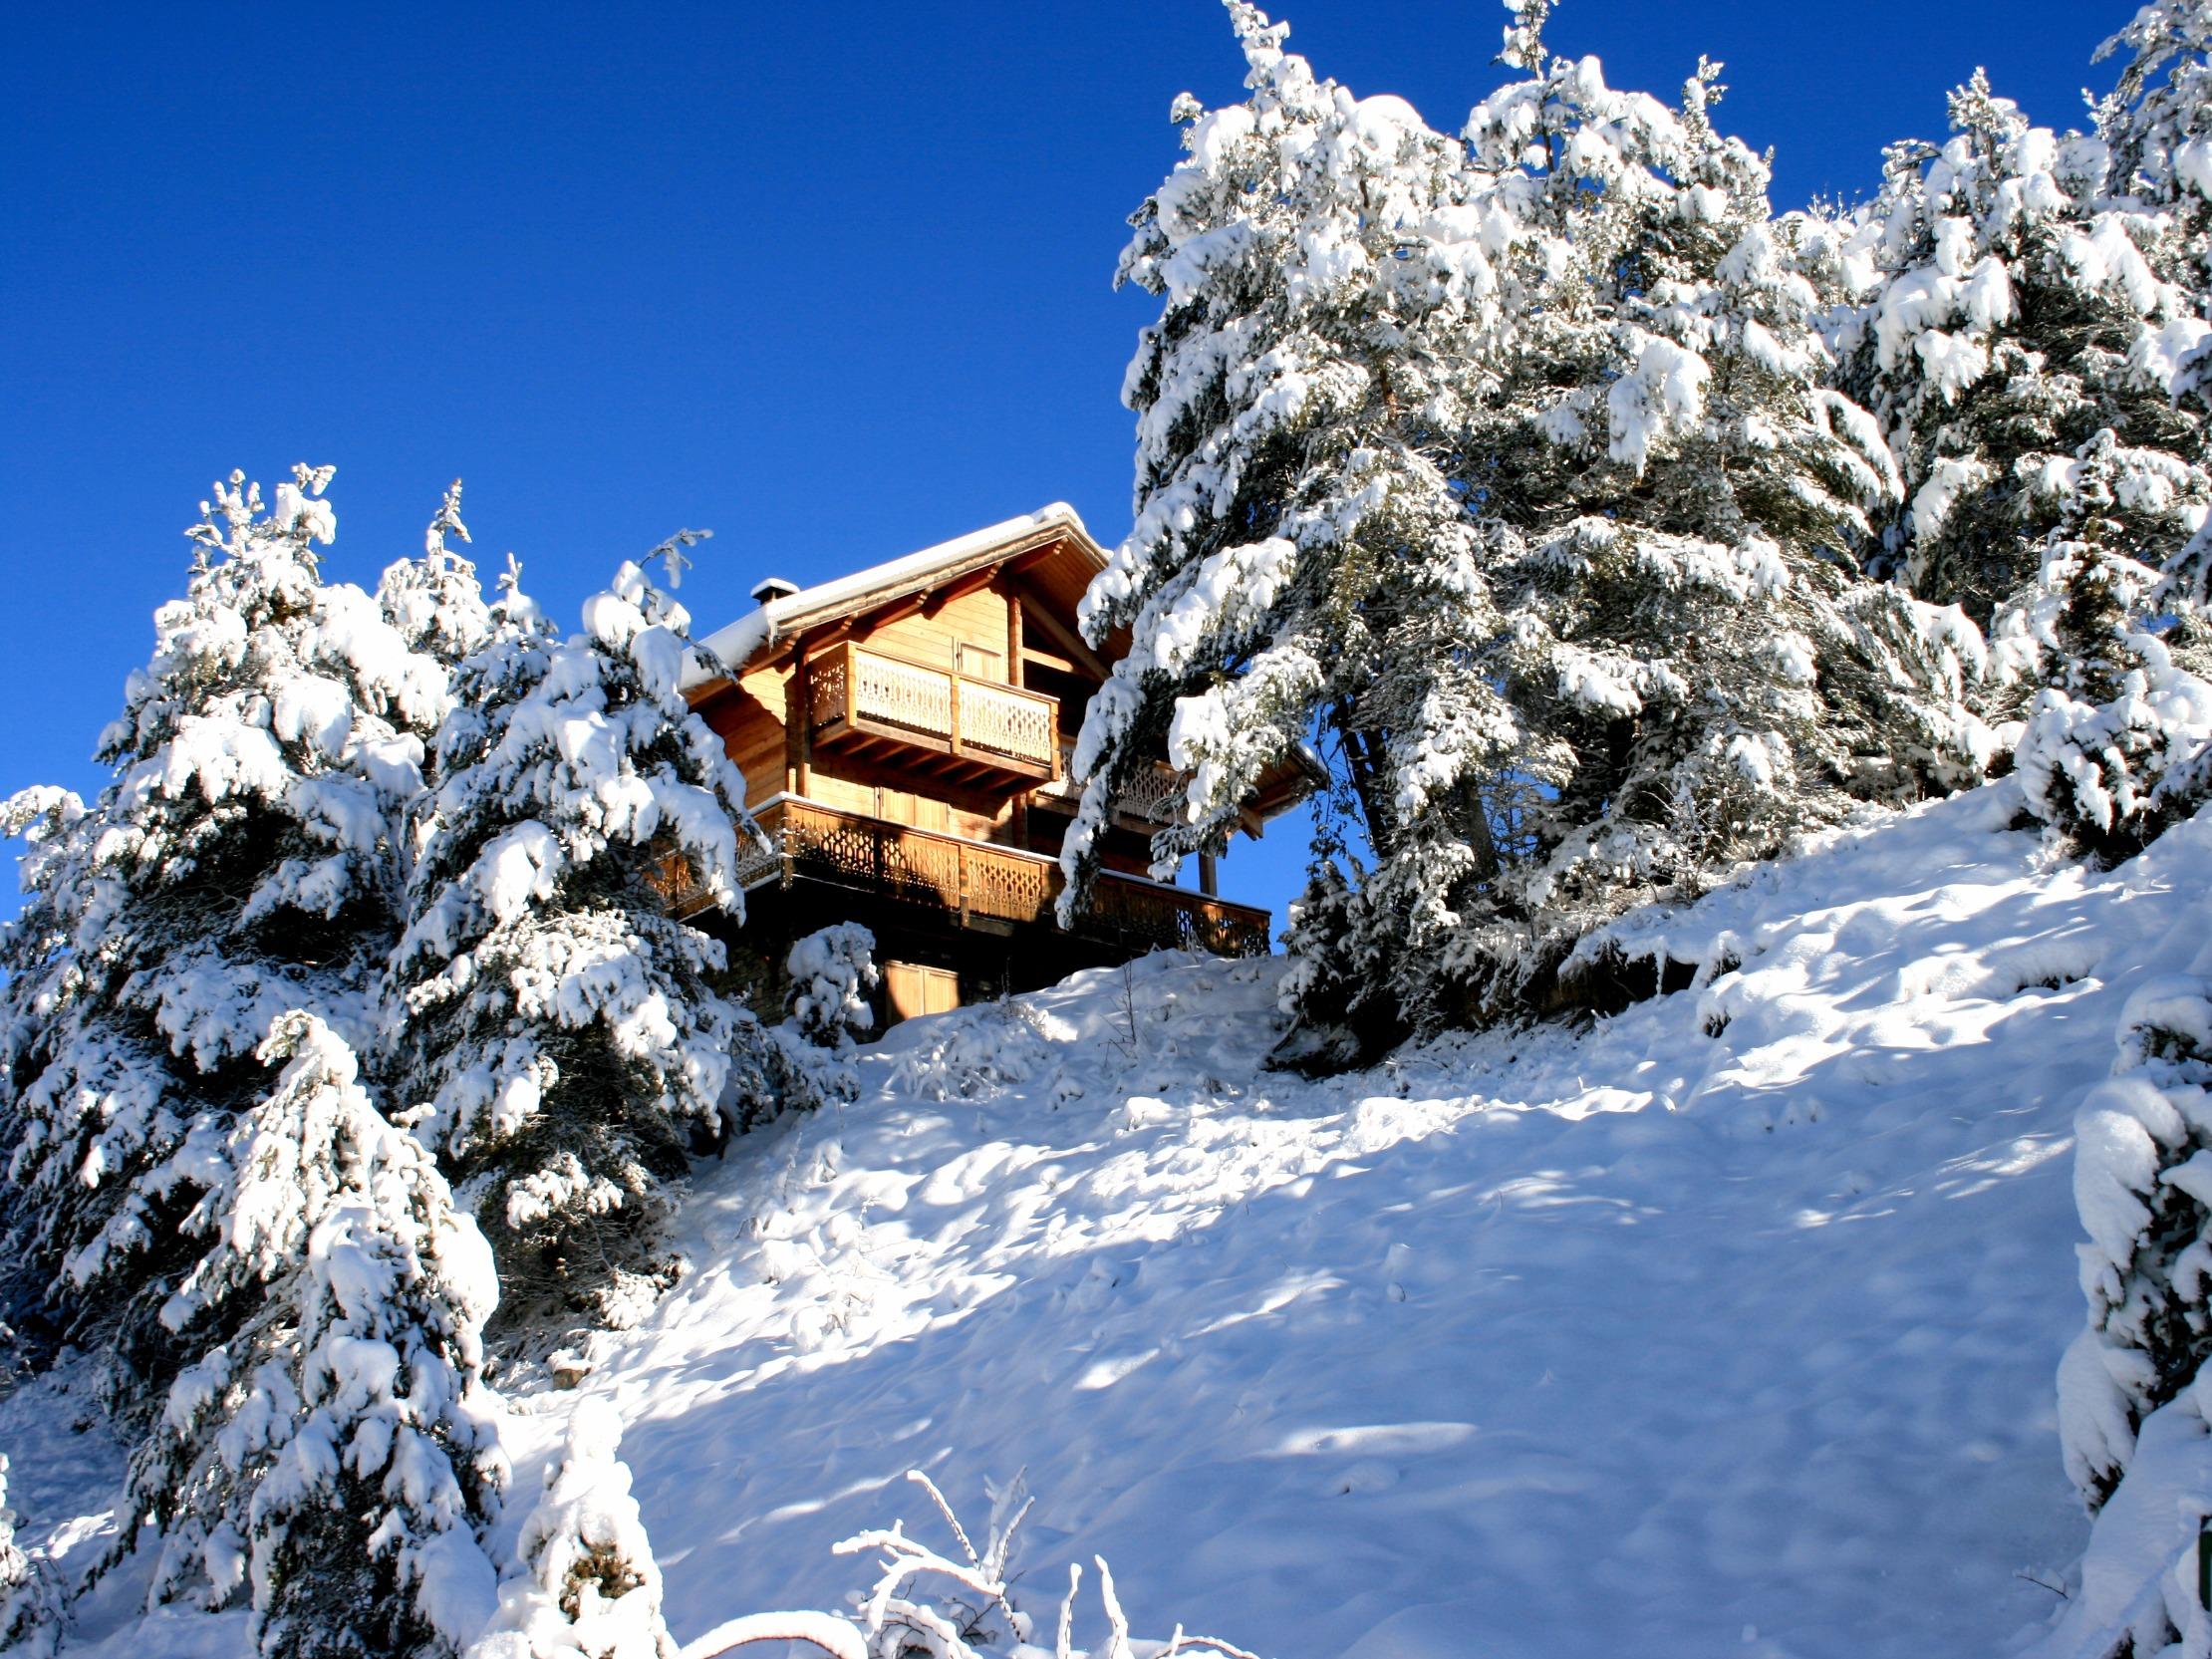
[
  {"x1": 598, "y1": 785, "x2": 2206, "y2": 1659},
  {"x1": 17, "y1": 782, "x2": 2212, "y2": 1656}
]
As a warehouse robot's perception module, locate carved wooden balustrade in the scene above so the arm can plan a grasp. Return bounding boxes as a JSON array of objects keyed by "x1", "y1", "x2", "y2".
[
  {"x1": 807, "y1": 642, "x2": 1058, "y2": 781},
  {"x1": 1032, "y1": 743, "x2": 1185, "y2": 826},
  {"x1": 733, "y1": 798, "x2": 1270, "y2": 957}
]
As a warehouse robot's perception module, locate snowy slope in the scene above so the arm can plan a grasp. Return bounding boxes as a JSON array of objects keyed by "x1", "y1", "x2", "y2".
[
  {"x1": 573, "y1": 785, "x2": 2210, "y2": 1659},
  {"x1": 14, "y1": 782, "x2": 2212, "y2": 1656}
]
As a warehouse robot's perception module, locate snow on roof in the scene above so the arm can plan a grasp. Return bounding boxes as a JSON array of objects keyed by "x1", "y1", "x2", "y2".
[{"x1": 687, "y1": 503, "x2": 1100, "y2": 689}]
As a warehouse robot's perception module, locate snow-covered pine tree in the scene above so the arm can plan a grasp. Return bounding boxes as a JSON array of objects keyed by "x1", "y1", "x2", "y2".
[
  {"x1": 389, "y1": 549, "x2": 772, "y2": 1344},
  {"x1": 2094, "y1": 2, "x2": 2212, "y2": 625},
  {"x1": 2063, "y1": 961, "x2": 2212, "y2": 1513},
  {"x1": 379, "y1": 479, "x2": 494, "y2": 672},
  {"x1": 0, "y1": 468, "x2": 449, "y2": 1412},
  {"x1": 1830, "y1": 72, "x2": 2209, "y2": 635},
  {"x1": 0, "y1": 785, "x2": 92, "y2": 1346},
  {"x1": 467, "y1": 1399, "x2": 674, "y2": 1659},
  {"x1": 122, "y1": 1012, "x2": 503, "y2": 1657},
  {"x1": 1058, "y1": 0, "x2": 1533, "y2": 1049},
  {"x1": 2011, "y1": 432, "x2": 2212, "y2": 858},
  {"x1": 1445, "y1": 18, "x2": 1988, "y2": 1006}
]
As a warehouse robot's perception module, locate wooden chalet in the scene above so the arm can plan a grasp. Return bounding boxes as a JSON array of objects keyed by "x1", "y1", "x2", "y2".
[{"x1": 676, "y1": 505, "x2": 1309, "y2": 1025}]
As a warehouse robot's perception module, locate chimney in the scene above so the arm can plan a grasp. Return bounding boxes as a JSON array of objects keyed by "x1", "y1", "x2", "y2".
[{"x1": 750, "y1": 576, "x2": 801, "y2": 607}]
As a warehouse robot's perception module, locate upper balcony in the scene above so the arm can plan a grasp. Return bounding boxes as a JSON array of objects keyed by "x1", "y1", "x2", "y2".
[
  {"x1": 806, "y1": 641, "x2": 1059, "y2": 788},
  {"x1": 1032, "y1": 741, "x2": 1186, "y2": 829}
]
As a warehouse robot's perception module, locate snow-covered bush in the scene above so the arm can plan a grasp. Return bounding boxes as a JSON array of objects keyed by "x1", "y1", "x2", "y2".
[
  {"x1": 2045, "y1": 931, "x2": 2212, "y2": 1655},
  {"x1": 388, "y1": 549, "x2": 781, "y2": 1342},
  {"x1": 784, "y1": 925, "x2": 879, "y2": 1052},
  {"x1": 886, "y1": 1000, "x2": 1067, "y2": 1103},
  {"x1": 744, "y1": 925, "x2": 883, "y2": 1130},
  {"x1": 114, "y1": 1011, "x2": 504, "y2": 1655},
  {"x1": 469, "y1": 1399, "x2": 674, "y2": 1659},
  {"x1": 0, "y1": 1455, "x2": 60, "y2": 1657},
  {"x1": 683, "y1": 1471, "x2": 1267, "y2": 1659},
  {"x1": 2062, "y1": 968, "x2": 2212, "y2": 1510}
]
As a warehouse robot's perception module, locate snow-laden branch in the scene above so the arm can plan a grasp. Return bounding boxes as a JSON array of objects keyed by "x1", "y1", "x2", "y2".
[{"x1": 678, "y1": 1611, "x2": 868, "y2": 1659}]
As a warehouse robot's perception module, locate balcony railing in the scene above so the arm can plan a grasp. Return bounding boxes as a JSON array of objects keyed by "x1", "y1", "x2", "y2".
[
  {"x1": 1033, "y1": 743, "x2": 1186, "y2": 826},
  {"x1": 733, "y1": 798, "x2": 1270, "y2": 958},
  {"x1": 807, "y1": 642, "x2": 1058, "y2": 781}
]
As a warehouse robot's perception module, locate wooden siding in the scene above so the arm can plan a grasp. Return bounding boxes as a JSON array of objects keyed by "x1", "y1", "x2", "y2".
[{"x1": 871, "y1": 583, "x2": 1009, "y2": 676}]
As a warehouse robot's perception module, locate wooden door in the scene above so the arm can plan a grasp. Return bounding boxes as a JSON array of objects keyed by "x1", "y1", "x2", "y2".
[
  {"x1": 885, "y1": 961, "x2": 961, "y2": 1023},
  {"x1": 957, "y1": 643, "x2": 1002, "y2": 682}
]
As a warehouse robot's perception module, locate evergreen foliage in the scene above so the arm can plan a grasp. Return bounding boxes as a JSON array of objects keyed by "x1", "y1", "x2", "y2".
[
  {"x1": 123, "y1": 1012, "x2": 503, "y2": 1656},
  {"x1": 1449, "y1": 24, "x2": 1990, "y2": 1010},
  {"x1": 0, "y1": 468, "x2": 447, "y2": 1404},
  {"x1": 1069, "y1": 0, "x2": 1989, "y2": 1054},
  {"x1": 387, "y1": 552, "x2": 772, "y2": 1342},
  {"x1": 1058, "y1": 0, "x2": 1529, "y2": 1046},
  {"x1": 1831, "y1": 73, "x2": 2207, "y2": 629}
]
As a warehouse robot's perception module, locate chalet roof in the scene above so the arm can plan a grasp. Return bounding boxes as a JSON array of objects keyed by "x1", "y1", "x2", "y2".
[{"x1": 686, "y1": 503, "x2": 1108, "y2": 689}]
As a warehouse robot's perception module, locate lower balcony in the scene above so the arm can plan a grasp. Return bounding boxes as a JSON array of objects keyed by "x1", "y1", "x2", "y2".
[{"x1": 729, "y1": 797, "x2": 1271, "y2": 958}]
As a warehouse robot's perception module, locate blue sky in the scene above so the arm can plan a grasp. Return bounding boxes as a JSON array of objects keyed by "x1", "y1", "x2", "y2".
[{"x1": 0, "y1": 0, "x2": 2140, "y2": 922}]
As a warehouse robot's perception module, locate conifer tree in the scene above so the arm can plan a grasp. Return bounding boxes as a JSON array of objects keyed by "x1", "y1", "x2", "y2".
[
  {"x1": 123, "y1": 1013, "x2": 503, "y2": 1657},
  {"x1": 1831, "y1": 73, "x2": 2208, "y2": 632},
  {"x1": 0, "y1": 468, "x2": 448, "y2": 1407},
  {"x1": 2096, "y1": 1, "x2": 2212, "y2": 617},
  {"x1": 2009, "y1": 432, "x2": 2212, "y2": 856},
  {"x1": 1066, "y1": 1, "x2": 1986, "y2": 1051},
  {"x1": 388, "y1": 549, "x2": 773, "y2": 1342},
  {"x1": 1443, "y1": 13, "x2": 1988, "y2": 1006},
  {"x1": 1058, "y1": 0, "x2": 1532, "y2": 1045}
]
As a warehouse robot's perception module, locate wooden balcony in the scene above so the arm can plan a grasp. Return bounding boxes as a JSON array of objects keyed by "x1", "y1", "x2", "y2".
[
  {"x1": 806, "y1": 641, "x2": 1058, "y2": 786},
  {"x1": 734, "y1": 798, "x2": 1270, "y2": 958},
  {"x1": 1032, "y1": 742, "x2": 1186, "y2": 828}
]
